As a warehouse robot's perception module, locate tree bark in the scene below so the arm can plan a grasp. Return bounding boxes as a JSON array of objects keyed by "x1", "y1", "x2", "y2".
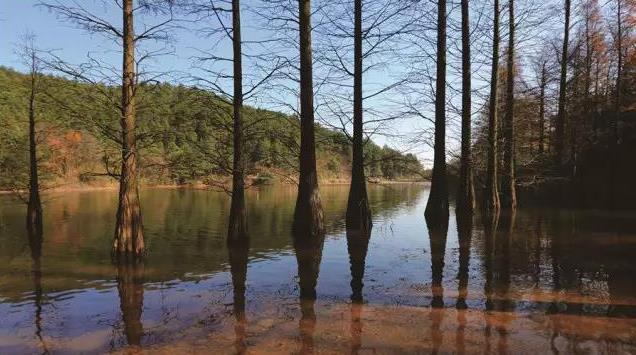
[
  {"x1": 228, "y1": 0, "x2": 248, "y2": 241},
  {"x1": 424, "y1": 0, "x2": 449, "y2": 226},
  {"x1": 501, "y1": 0, "x2": 517, "y2": 210},
  {"x1": 294, "y1": 0, "x2": 324, "y2": 236},
  {"x1": 346, "y1": 0, "x2": 372, "y2": 233},
  {"x1": 27, "y1": 49, "x2": 42, "y2": 234},
  {"x1": 114, "y1": 0, "x2": 144, "y2": 256},
  {"x1": 484, "y1": 0, "x2": 501, "y2": 216},
  {"x1": 555, "y1": 0, "x2": 570, "y2": 170},
  {"x1": 457, "y1": 0, "x2": 474, "y2": 214}
]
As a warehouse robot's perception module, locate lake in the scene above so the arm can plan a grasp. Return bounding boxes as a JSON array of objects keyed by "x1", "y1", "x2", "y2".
[{"x1": 1, "y1": 184, "x2": 635, "y2": 353}]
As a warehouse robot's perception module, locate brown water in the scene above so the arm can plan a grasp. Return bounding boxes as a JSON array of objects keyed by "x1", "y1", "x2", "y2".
[{"x1": 1, "y1": 185, "x2": 635, "y2": 354}]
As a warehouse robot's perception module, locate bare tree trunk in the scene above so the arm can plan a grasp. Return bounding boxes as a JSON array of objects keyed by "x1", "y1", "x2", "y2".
[
  {"x1": 457, "y1": 0, "x2": 474, "y2": 214},
  {"x1": 294, "y1": 0, "x2": 324, "y2": 236},
  {"x1": 610, "y1": 0, "x2": 622, "y2": 209},
  {"x1": 425, "y1": 0, "x2": 449, "y2": 226},
  {"x1": 501, "y1": 0, "x2": 516, "y2": 210},
  {"x1": 228, "y1": 0, "x2": 248, "y2": 241},
  {"x1": 484, "y1": 0, "x2": 501, "y2": 216},
  {"x1": 555, "y1": 0, "x2": 570, "y2": 170},
  {"x1": 538, "y1": 63, "x2": 546, "y2": 156},
  {"x1": 346, "y1": 0, "x2": 371, "y2": 233},
  {"x1": 27, "y1": 49, "x2": 42, "y2": 234},
  {"x1": 114, "y1": 0, "x2": 144, "y2": 256}
]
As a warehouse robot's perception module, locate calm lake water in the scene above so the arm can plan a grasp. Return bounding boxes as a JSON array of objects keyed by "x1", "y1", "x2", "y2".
[{"x1": 1, "y1": 184, "x2": 636, "y2": 354}]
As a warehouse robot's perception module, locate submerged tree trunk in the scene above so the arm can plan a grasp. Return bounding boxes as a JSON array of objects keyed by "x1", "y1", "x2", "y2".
[
  {"x1": 27, "y1": 49, "x2": 42, "y2": 234},
  {"x1": 425, "y1": 0, "x2": 449, "y2": 226},
  {"x1": 457, "y1": 0, "x2": 474, "y2": 214},
  {"x1": 501, "y1": 0, "x2": 517, "y2": 210},
  {"x1": 484, "y1": 0, "x2": 501, "y2": 216},
  {"x1": 346, "y1": 0, "x2": 371, "y2": 233},
  {"x1": 555, "y1": 0, "x2": 570, "y2": 170},
  {"x1": 294, "y1": 0, "x2": 324, "y2": 237},
  {"x1": 228, "y1": 0, "x2": 248, "y2": 241},
  {"x1": 114, "y1": 0, "x2": 144, "y2": 256}
]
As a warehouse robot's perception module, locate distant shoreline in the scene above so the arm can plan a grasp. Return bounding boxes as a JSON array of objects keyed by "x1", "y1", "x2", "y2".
[{"x1": 0, "y1": 179, "x2": 428, "y2": 195}]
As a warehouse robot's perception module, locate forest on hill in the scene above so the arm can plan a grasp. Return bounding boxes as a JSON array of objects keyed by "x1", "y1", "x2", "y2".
[{"x1": 0, "y1": 66, "x2": 424, "y2": 192}]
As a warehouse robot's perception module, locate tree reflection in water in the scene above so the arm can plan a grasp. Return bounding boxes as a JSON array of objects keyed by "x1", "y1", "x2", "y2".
[
  {"x1": 27, "y1": 217, "x2": 50, "y2": 354},
  {"x1": 115, "y1": 259, "x2": 144, "y2": 347},
  {"x1": 228, "y1": 238, "x2": 250, "y2": 354},
  {"x1": 427, "y1": 218, "x2": 448, "y2": 354},
  {"x1": 293, "y1": 231, "x2": 325, "y2": 354},
  {"x1": 346, "y1": 226, "x2": 371, "y2": 354},
  {"x1": 455, "y1": 211, "x2": 473, "y2": 354}
]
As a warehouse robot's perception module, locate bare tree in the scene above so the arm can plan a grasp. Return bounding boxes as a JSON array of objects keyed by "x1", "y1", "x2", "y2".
[
  {"x1": 554, "y1": 0, "x2": 570, "y2": 169},
  {"x1": 484, "y1": 0, "x2": 501, "y2": 216},
  {"x1": 424, "y1": 0, "x2": 449, "y2": 226},
  {"x1": 346, "y1": 0, "x2": 371, "y2": 233},
  {"x1": 456, "y1": 0, "x2": 475, "y2": 215},
  {"x1": 501, "y1": 0, "x2": 517, "y2": 210},
  {"x1": 294, "y1": 0, "x2": 325, "y2": 236},
  {"x1": 21, "y1": 34, "x2": 44, "y2": 234},
  {"x1": 187, "y1": 0, "x2": 284, "y2": 240},
  {"x1": 40, "y1": 0, "x2": 176, "y2": 257}
]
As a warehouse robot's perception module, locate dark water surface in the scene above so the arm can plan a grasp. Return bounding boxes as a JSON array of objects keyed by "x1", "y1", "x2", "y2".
[{"x1": 1, "y1": 185, "x2": 636, "y2": 353}]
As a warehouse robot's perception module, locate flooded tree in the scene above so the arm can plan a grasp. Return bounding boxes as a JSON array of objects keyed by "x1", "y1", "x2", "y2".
[
  {"x1": 501, "y1": 0, "x2": 517, "y2": 210},
  {"x1": 456, "y1": 0, "x2": 475, "y2": 214},
  {"x1": 555, "y1": 0, "x2": 571, "y2": 169},
  {"x1": 346, "y1": 0, "x2": 372, "y2": 233},
  {"x1": 39, "y1": 0, "x2": 176, "y2": 256},
  {"x1": 113, "y1": 0, "x2": 144, "y2": 256},
  {"x1": 22, "y1": 35, "x2": 43, "y2": 234},
  {"x1": 227, "y1": 237, "x2": 249, "y2": 353},
  {"x1": 228, "y1": 0, "x2": 247, "y2": 241},
  {"x1": 294, "y1": 0, "x2": 325, "y2": 237},
  {"x1": 484, "y1": 0, "x2": 501, "y2": 216},
  {"x1": 424, "y1": 0, "x2": 449, "y2": 226}
]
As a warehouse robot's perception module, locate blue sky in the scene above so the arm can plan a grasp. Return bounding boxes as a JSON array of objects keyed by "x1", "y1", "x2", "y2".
[{"x1": 0, "y1": 1, "x2": 478, "y2": 166}]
